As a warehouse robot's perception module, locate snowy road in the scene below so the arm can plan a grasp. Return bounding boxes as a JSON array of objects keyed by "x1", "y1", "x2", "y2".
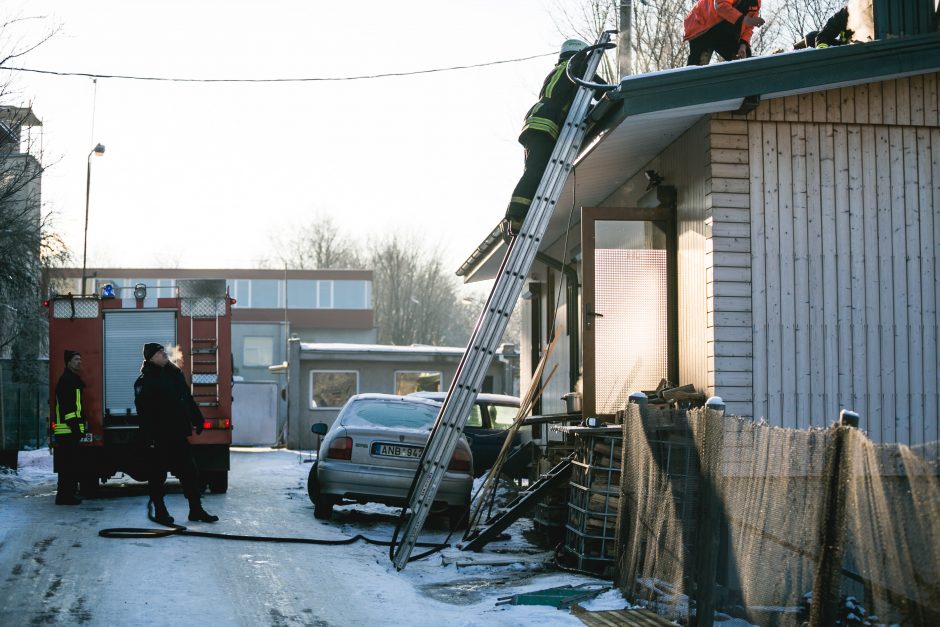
[{"x1": 0, "y1": 449, "x2": 619, "y2": 626}]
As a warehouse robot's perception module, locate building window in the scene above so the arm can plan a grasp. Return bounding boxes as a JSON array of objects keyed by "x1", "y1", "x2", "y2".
[
  {"x1": 334, "y1": 280, "x2": 367, "y2": 309},
  {"x1": 310, "y1": 370, "x2": 358, "y2": 409},
  {"x1": 287, "y1": 280, "x2": 317, "y2": 309},
  {"x1": 251, "y1": 279, "x2": 281, "y2": 308},
  {"x1": 243, "y1": 336, "x2": 274, "y2": 367},
  {"x1": 394, "y1": 371, "x2": 442, "y2": 395}
]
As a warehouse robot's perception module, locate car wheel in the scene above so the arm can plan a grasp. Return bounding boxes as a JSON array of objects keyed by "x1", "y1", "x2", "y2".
[
  {"x1": 447, "y1": 505, "x2": 469, "y2": 531},
  {"x1": 306, "y1": 462, "x2": 319, "y2": 503},
  {"x1": 314, "y1": 493, "x2": 336, "y2": 520}
]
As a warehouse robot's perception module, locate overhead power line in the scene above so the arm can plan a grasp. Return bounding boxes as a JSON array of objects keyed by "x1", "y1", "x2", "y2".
[{"x1": 4, "y1": 52, "x2": 556, "y2": 83}]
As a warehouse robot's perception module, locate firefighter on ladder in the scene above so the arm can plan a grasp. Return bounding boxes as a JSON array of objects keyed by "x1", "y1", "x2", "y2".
[
  {"x1": 54, "y1": 350, "x2": 86, "y2": 505},
  {"x1": 501, "y1": 39, "x2": 605, "y2": 239}
]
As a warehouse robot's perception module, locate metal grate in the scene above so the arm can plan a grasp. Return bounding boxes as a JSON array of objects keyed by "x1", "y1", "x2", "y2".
[
  {"x1": 53, "y1": 298, "x2": 99, "y2": 319},
  {"x1": 192, "y1": 373, "x2": 218, "y2": 385},
  {"x1": 181, "y1": 297, "x2": 225, "y2": 318}
]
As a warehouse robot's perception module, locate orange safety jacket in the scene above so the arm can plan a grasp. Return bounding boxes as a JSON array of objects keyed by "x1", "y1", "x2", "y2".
[{"x1": 684, "y1": 0, "x2": 762, "y2": 44}]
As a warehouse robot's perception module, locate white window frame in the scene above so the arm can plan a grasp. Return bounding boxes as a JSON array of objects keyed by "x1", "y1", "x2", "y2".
[
  {"x1": 309, "y1": 369, "x2": 359, "y2": 409},
  {"x1": 393, "y1": 370, "x2": 443, "y2": 396}
]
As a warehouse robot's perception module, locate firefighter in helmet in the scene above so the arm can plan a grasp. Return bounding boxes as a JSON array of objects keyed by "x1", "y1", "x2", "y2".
[
  {"x1": 134, "y1": 342, "x2": 218, "y2": 525},
  {"x1": 54, "y1": 349, "x2": 86, "y2": 505},
  {"x1": 501, "y1": 38, "x2": 605, "y2": 238}
]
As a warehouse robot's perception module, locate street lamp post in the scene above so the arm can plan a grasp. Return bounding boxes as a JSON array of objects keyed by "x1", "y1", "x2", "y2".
[{"x1": 80, "y1": 143, "x2": 106, "y2": 296}]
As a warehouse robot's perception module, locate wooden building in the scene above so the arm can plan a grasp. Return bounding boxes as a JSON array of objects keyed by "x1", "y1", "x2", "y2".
[{"x1": 458, "y1": 33, "x2": 940, "y2": 444}]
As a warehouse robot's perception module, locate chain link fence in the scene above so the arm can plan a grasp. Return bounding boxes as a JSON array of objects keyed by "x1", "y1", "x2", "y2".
[{"x1": 615, "y1": 403, "x2": 940, "y2": 625}]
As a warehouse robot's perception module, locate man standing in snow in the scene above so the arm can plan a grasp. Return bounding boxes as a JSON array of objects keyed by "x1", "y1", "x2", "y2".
[
  {"x1": 53, "y1": 350, "x2": 86, "y2": 505},
  {"x1": 134, "y1": 342, "x2": 218, "y2": 525}
]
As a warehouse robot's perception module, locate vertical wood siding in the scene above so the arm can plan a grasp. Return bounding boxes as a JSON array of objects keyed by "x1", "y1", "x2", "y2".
[{"x1": 718, "y1": 73, "x2": 940, "y2": 443}]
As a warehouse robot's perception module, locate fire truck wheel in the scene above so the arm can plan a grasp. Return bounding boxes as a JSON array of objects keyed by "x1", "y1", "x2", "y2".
[{"x1": 207, "y1": 471, "x2": 228, "y2": 494}]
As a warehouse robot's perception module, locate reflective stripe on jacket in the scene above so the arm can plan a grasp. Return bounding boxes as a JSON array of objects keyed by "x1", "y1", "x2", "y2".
[
  {"x1": 54, "y1": 368, "x2": 86, "y2": 435},
  {"x1": 684, "y1": 0, "x2": 762, "y2": 43},
  {"x1": 54, "y1": 388, "x2": 85, "y2": 434}
]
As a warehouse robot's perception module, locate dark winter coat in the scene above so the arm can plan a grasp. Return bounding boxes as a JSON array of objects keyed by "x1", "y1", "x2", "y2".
[
  {"x1": 54, "y1": 368, "x2": 86, "y2": 438},
  {"x1": 519, "y1": 52, "x2": 604, "y2": 143},
  {"x1": 134, "y1": 362, "x2": 203, "y2": 444}
]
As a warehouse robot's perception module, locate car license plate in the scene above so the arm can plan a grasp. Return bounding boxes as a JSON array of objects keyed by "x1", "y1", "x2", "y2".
[{"x1": 372, "y1": 442, "x2": 423, "y2": 459}]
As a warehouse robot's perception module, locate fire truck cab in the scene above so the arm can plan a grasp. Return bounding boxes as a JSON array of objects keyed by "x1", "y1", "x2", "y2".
[{"x1": 48, "y1": 279, "x2": 233, "y2": 493}]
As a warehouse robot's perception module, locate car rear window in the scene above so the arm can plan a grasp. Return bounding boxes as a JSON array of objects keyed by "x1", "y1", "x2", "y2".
[
  {"x1": 487, "y1": 404, "x2": 518, "y2": 429},
  {"x1": 342, "y1": 399, "x2": 440, "y2": 429}
]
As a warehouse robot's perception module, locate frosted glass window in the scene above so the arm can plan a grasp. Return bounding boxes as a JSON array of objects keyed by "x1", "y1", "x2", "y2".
[
  {"x1": 593, "y1": 220, "x2": 668, "y2": 414},
  {"x1": 243, "y1": 336, "x2": 274, "y2": 367}
]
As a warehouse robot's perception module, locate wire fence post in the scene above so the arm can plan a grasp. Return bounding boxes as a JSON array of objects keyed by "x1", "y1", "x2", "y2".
[
  {"x1": 693, "y1": 397, "x2": 725, "y2": 627},
  {"x1": 810, "y1": 409, "x2": 859, "y2": 626}
]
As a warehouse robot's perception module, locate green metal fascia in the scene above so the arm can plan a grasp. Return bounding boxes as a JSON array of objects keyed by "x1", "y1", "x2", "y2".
[{"x1": 603, "y1": 32, "x2": 940, "y2": 122}]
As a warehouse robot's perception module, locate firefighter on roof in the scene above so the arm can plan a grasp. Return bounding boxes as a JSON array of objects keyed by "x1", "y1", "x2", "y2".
[
  {"x1": 54, "y1": 349, "x2": 86, "y2": 505},
  {"x1": 501, "y1": 39, "x2": 605, "y2": 238},
  {"x1": 684, "y1": 0, "x2": 765, "y2": 66},
  {"x1": 135, "y1": 342, "x2": 219, "y2": 525}
]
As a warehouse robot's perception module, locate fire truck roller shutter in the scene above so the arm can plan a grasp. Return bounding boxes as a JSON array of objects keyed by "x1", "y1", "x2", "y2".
[{"x1": 104, "y1": 310, "x2": 177, "y2": 416}]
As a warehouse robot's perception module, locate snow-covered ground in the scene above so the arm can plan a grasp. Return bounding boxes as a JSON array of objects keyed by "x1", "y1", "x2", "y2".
[{"x1": 0, "y1": 448, "x2": 629, "y2": 626}]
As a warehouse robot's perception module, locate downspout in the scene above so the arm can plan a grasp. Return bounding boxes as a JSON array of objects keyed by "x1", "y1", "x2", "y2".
[{"x1": 535, "y1": 252, "x2": 580, "y2": 393}]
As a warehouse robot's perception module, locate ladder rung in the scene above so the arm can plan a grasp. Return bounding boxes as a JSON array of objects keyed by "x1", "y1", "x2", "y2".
[{"x1": 192, "y1": 348, "x2": 217, "y2": 354}]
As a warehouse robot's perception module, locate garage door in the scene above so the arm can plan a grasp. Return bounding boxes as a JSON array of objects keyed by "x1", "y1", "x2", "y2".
[{"x1": 104, "y1": 310, "x2": 177, "y2": 415}]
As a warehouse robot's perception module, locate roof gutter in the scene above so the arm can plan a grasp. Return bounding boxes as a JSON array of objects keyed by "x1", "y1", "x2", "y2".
[{"x1": 600, "y1": 32, "x2": 940, "y2": 129}]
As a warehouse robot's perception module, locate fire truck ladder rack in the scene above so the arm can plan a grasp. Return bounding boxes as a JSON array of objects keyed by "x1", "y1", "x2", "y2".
[
  {"x1": 390, "y1": 31, "x2": 614, "y2": 571},
  {"x1": 188, "y1": 306, "x2": 221, "y2": 408}
]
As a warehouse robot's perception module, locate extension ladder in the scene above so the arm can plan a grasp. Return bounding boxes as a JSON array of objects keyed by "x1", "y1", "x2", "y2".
[
  {"x1": 391, "y1": 31, "x2": 614, "y2": 570},
  {"x1": 461, "y1": 455, "x2": 574, "y2": 553}
]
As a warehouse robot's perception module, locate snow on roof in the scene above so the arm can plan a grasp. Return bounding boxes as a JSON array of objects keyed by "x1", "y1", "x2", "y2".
[{"x1": 300, "y1": 342, "x2": 466, "y2": 356}]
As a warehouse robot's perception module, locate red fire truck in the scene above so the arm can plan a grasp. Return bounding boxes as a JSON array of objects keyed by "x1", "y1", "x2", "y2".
[{"x1": 47, "y1": 279, "x2": 233, "y2": 493}]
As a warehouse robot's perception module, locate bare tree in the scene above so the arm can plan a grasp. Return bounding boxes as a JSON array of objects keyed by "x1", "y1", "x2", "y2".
[
  {"x1": 265, "y1": 212, "x2": 363, "y2": 270},
  {"x1": 367, "y1": 233, "x2": 465, "y2": 346},
  {"x1": 551, "y1": 0, "x2": 847, "y2": 73},
  {"x1": 0, "y1": 14, "x2": 61, "y2": 384}
]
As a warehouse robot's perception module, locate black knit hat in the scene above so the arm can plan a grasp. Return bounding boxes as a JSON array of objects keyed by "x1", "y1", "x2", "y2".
[
  {"x1": 143, "y1": 342, "x2": 164, "y2": 361},
  {"x1": 64, "y1": 350, "x2": 80, "y2": 365}
]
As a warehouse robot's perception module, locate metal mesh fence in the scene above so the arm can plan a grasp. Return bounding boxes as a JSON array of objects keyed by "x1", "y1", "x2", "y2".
[
  {"x1": 0, "y1": 382, "x2": 48, "y2": 451},
  {"x1": 615, "y1": 404, "x2": 940, "y2": 625}
]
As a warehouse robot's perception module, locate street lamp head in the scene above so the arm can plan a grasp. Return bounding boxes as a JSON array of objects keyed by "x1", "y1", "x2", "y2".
[{"x1": 92, "y1": 143, "x2": 105, "y2": 156}]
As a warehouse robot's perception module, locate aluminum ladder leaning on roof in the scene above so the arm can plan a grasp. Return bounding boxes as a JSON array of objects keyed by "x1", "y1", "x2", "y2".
[{"x1": 390, "y1": 30, "x2": 617, "y2": 570}]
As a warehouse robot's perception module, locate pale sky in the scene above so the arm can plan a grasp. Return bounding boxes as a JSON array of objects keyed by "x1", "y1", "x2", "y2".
[{"x1": 6, "y1": 0, "x2": 575, "y2": 272}]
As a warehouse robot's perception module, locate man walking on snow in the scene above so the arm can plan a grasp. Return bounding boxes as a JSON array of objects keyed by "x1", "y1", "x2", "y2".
[{"x1": 135, "y1": 342, "x2": 218, "y2": 525}]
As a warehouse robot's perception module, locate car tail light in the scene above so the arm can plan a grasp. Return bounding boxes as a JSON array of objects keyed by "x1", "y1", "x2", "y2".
[
  {"x1": 203, "y1": 420, "x2": 213, "y2": 430},
  {"x1": 327, "y1": 436, "x2": 353, "y2": 460},
  {"x1": 448, "y1": 447, "x2": 471, "y2": 472}
]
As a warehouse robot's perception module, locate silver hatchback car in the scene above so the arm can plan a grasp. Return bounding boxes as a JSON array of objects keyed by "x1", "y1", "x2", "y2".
[{"x1": 307, "y1": 393, "x2": 473, "y2": 528}]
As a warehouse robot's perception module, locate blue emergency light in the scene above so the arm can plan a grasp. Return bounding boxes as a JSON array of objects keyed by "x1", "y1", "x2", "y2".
[{"x1": 100, "y1": 284, "x2": 115, "y2": 299}]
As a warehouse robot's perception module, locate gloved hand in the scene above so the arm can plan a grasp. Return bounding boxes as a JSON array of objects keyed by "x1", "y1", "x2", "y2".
[
  {"x1": 194, "y1": 422, "x2": 204, "y2": 435},
  {"x1": 66, "y1": 418, "x2": 82, "y2": 435}
]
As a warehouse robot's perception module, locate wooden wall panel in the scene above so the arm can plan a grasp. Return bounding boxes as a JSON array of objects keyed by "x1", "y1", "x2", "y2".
[
  {"x1": 731, "y1": 72, "x2": 940, "y2": 127},
  {"x1": 744, "y1": 113, "x2": 938, "y2": 442}
]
